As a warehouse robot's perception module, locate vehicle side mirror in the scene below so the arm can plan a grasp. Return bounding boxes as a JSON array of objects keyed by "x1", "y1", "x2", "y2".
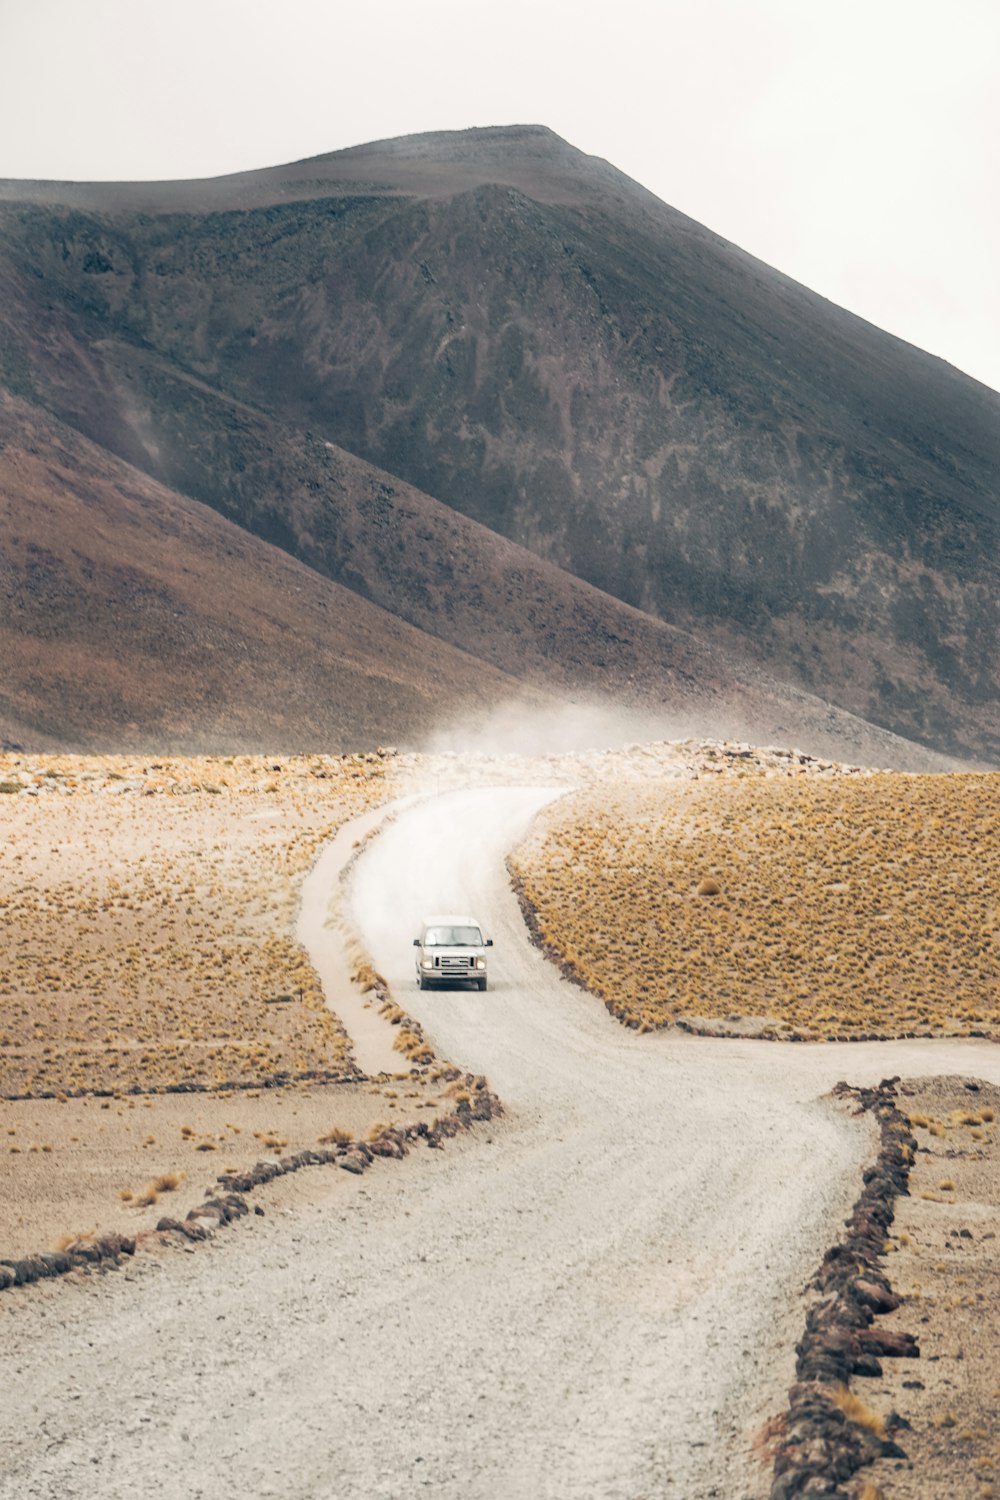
[
  {"x1": 413, "y1": 938, "x2": 420, "y2": 946},
  {"x1": 486, "y1": 938, "x2": 493, "y2": 947}
]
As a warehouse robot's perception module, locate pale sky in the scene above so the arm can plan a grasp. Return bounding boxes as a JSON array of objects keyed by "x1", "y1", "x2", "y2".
[{"x1": 2, "y1": 0, "x2": 998, "y2": 392}]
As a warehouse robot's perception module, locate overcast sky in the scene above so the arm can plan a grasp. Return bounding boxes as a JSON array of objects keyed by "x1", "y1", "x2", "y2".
[{"x1": 2, "y1": 0, "x2": 998, "y2": 392}]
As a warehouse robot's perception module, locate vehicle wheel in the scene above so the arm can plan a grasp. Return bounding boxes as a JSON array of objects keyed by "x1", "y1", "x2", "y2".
[
  {"x1": 478, "y1": 978, "x2": 487, "y2": 992},
  {"x1": 418, "y1": 974, "x2": 428, "y2": 990}
]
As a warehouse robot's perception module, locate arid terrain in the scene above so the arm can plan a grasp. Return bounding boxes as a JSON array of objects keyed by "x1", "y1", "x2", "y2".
[
  {"x1": 3, "y1": 116, "x2": 999, "y2": 1500},
  {"x1": 509, "y1": 755, "x2": 1000, "y2": 1039},
  {"x1": 0, "y1": 749, "x2": 453, "y2": 1255},
  {"x1": 860, "y1": 1075, "x2": 1000, "y2": 1500},
  {"x1": 1, "y1": 742, "x2": 998, "y2": 1498}
]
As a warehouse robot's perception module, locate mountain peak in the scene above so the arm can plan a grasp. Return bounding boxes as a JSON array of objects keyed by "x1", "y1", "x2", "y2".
[{"x1": 328, "y1": 123, "x2": 574, "y2": 162}]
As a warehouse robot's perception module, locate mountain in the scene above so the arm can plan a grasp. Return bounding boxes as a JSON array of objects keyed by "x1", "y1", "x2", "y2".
[{"x1": 1, "y1": 125, "x2": 997, "y2": 762}]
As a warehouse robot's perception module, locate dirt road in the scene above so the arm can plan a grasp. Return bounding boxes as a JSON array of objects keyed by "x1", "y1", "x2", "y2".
[{"x1": 2, "y1": 786, "x2": 998, "y2": 1500}]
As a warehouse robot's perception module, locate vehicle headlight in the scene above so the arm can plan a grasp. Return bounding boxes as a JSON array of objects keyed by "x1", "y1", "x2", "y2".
[
  {"x1": 421, "y1": 959, "x2": 434, "y2": 970},
  {"x1": 475, "y1": 957, "x2": 486, "y2": 970}
]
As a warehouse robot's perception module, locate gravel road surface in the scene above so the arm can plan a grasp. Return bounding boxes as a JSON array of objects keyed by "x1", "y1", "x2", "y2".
[{"x1": 2, "y1": 786, "x2": 999, "y2": 1500}]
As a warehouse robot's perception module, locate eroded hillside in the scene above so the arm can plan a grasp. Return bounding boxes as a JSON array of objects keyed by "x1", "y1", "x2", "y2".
[{"x1": 2, "y1": 126, "x2": 999, "y2": 759}]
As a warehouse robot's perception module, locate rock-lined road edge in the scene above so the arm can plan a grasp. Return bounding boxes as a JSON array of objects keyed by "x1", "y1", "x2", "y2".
[{"x1": 768, "y1": 1079, "x2": 919, "y2": 1498}]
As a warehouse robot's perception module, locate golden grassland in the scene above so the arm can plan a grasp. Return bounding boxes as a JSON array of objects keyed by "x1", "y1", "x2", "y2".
[
  {"x1": 0, "y1": 744, "x2": 528, "y2": 1257},
  {"x1": 0, "y1": 752, "x2": 397, "y2": 1097},
  {"x1": 509, "y1": 772, "x2": 1000, "y2": 1037}
]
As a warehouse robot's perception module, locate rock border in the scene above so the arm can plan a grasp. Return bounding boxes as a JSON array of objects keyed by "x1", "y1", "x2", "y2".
[
  {"x1": 769, "y1": 1077, "x2": 919, "y2": 1499},
  {"x1": 0, "y1": 1078, "x2": 502, "y2": 1294},
  {"x1": 0, "y1": 1232, "x2": 135, "y2": 1291}
]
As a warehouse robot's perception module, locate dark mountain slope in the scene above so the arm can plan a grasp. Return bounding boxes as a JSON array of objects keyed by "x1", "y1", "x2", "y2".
[
  {"x1": 0, "y1": 391, "x2": 538, "y2": 752},
  {"x1": 1, "y1": 125, "x2": 997, "y2": 759},
  {"x1": 0, "y1": 377, "x2": 948, "y2": 768}
]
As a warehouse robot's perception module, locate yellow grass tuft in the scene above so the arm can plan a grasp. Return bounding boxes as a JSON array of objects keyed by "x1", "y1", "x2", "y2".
[
  {"x1": 150, "y1": 1172, "x2": 184, "y2": 1193},
  {"x1": 831, "y1": 1386, "x2": 886, "y2": 1440},
  {"x1": 51, "y1": 1231, "x2": 95, "y2": 1253}
]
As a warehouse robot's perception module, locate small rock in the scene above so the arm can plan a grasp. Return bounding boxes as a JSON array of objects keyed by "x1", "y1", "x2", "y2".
[{"x1": 338, "y1": 1153, "x2": 367, "y2": 1175}]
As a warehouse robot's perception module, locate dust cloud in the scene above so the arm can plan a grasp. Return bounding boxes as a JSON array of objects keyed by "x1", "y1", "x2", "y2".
[{"x1": 420, "y1": 693, "x2": 709, "y2": 758}]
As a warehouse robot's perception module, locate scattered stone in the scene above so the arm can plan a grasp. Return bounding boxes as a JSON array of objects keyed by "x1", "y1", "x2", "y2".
[{"x1": 338, "y1": 1152, "x2": 368, "y2": 1175}]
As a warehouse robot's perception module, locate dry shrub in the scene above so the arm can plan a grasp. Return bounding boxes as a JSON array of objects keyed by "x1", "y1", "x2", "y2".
[
  {"x1": 318, "y1": 1125, "x2": 353, "y2": 1145},
  {"x1": 51, "y1": 1231, "x2": 95, "y2": 1252},
  {"x1": 394, "y1": 1028, "x2": 433, "y2": 1062},
  {"x1": 151, "y1": 1172, "x2": 184, "y2": 1193},
  {"x1": 831, "y1": 1386, "x2": 886, "y2": 1440}
]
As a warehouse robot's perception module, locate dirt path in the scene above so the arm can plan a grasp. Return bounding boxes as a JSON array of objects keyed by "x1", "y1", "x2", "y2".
[
  {"x1": 295, "y1": 800, "x2": 404, "y2": 1076},
  {"x1": 1, "y1": 787, "x2": 999, "y2": 1500}
]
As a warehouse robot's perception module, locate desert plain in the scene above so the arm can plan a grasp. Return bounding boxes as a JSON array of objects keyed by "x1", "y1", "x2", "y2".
[{"x1": 1, "y1": 739, "x2": 998, "y2": 1500}]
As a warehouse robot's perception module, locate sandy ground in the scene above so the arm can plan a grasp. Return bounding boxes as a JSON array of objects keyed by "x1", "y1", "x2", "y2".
[
  {"x1": 859, "y1": 1074, "x2": 1000, "y2": 1499},
  {"x1": 0, "y1": 1077, "x2": 451, "y2": 1258},
  {"x1": 2, "y1": 785, "x2": 998, "y2": 1500}
]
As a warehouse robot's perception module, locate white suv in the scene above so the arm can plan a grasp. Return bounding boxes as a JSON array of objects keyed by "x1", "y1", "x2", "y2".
[{"x1": 413, "y1": 914, "x2": 493, "y2": 991}]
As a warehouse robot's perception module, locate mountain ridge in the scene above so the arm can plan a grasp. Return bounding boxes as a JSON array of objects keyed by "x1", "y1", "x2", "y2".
[{"x1": 1, "y1": 125, "x2": 996, "y2": 762}]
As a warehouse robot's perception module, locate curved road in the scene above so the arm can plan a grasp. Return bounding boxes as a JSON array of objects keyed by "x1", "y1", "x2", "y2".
[{"x1": 2, "y1": 786, "x2": 999, "y2": 1500}]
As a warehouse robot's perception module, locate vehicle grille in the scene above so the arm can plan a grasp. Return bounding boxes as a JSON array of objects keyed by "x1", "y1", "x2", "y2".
[{"x1": 437, "y1": 956, "x2": 474, "y2": 974}]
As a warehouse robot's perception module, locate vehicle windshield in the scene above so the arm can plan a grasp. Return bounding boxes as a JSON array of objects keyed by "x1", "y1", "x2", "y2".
[{"x1": 423, "y1": 925, "x2": 483, "y2": 947}]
